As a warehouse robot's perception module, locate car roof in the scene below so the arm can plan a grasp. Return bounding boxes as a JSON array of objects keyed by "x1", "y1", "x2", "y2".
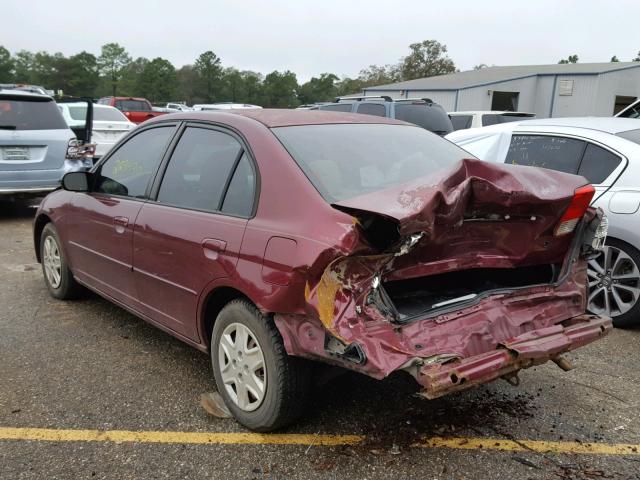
[
  {"x1": 149, "y1": 108, "x2": 408, "y2": 128},
  {"x1": 60, "y1": 102, "x2": 115, "y2": 109},
  {"x1": 0, "y1": 89, "x2": 53, "y2": 100},
  {"x1": 449, "y1": 111, "x2": 535, "y2": 116}
]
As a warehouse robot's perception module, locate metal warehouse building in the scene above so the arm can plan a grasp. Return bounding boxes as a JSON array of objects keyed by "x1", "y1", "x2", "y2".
[{"x1": 363, "y1": 62, "x2": 640, "y2": 117}]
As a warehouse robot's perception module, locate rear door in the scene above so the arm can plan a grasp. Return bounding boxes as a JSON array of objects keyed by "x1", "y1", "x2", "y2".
[
  {"x1": 132, "y1": 125, "x2": 256, "y2": 340},
  {"x1": 66, "y1": 124, "x2": 177, "y2": 306}
]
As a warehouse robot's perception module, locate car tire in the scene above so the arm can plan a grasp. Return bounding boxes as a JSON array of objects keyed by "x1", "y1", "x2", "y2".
[
  {"x1": 587, "y1": 238, "x2": 640, "y2": 328},
  {"x1": 211, "y1": 299, "x2": 312, "y2": 432},
  {"x1": 40, "y1": 223, "x2": 83, "y2": 300}
]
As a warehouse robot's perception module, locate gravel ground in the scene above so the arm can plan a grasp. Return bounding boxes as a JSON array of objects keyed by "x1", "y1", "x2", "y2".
[{"x1": 1, "y1": 198, "x2": 639, "y2": 480}]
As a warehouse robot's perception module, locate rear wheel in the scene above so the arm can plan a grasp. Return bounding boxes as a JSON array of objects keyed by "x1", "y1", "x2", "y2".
[
  {"x1": 211, "y1": 299, "x2": 312, "y2": 431},
  {"x1": 587, "y1": 238, "x2": 640, "y2": 328},
  {"x1": 40, "y1": 223, "x2": 82, "y2": 300}
]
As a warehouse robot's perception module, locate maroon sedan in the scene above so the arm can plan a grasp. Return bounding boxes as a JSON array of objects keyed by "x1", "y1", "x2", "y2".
[{"x1": 34, "y1": 110, "x2": 611, "y2": 431}]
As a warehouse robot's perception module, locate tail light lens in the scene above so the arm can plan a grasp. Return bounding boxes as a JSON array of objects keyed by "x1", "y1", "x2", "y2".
[
  {"x1": 66, "y1": 139, "x2": 96, "y2": 161},
  {"x1": 554, "y1": 185, "x2": 596, "y2": 236},
  {"x1": 66, "y1": 139, "x2": 80, "y2": 159}
]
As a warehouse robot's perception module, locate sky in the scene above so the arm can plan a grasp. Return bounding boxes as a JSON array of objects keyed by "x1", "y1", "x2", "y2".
[{"x1": 2, "y1": 0, "x2": 639, "y2": 82}]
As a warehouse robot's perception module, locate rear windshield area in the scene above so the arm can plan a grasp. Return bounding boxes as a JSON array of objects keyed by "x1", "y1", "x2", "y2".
[
  {"x1": 394, "y1": 103, "x2": 453, "y2": 135},
  {"x1": 482, "y1": 113, "x2": 535, "y2": 127},
  {"x1": 0, "y1": 97, "x2": 68, "y2": 130},
  {"x1": 68, "y1": 105, "x2": 128, "y2": 122},
  {"x1": 273, "y1": 123, "x2": 472, "y2": 203},
  {"x1": 617, "y1": 128, "x2": 640, "y2": 145}
]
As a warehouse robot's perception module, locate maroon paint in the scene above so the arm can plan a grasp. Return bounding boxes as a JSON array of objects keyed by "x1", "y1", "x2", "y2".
[{"x1": 34, "y1": 109, "x2": 611, "y2": 399}]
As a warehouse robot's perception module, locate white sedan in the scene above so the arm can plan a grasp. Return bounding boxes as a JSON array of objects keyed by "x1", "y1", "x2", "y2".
[
  {"x1": 58, "y1": 103, "x2": 136, "y2": 158},
  {"x1": 447, "y1": 117, "x2": 640, "y2": 327}
]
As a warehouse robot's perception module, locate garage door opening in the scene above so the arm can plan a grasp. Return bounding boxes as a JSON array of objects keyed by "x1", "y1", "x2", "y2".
[
  {"x1": 614, "y1": 96, "x2": 637, "y2": 115},
  {"x1": 491, "y1": 91, "x2": 519, "y2": 111}
]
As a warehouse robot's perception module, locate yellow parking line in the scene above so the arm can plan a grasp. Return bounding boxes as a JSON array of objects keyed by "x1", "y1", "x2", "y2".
[
  {"x1": 0, "y1": 427, "x2": 362, "y2": 446},
  {"x1": 1, "y1": 427, "x2": 639, "y2": 456},
  {"x1": 418, "y1": 436, "x2": 640, "y2": 456}
]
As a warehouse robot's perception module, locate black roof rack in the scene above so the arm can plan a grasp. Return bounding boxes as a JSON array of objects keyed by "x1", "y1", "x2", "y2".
[{"x1": 335, "y1": 95, "x2": 393, "y2": 103}]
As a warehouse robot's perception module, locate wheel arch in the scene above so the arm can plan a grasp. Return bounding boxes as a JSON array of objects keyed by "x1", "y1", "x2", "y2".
[
  {"x1": 199, "y1": 284, "x2": 257, "y2": 350},
  {"x1": 33, "y1": 213, "x2": 52, "y2": 263}
]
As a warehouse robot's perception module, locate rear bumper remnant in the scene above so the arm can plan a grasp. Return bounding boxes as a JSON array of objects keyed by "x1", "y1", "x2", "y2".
[{"x1": 417, "y1": 314, "x2": 612, "y2": 399}]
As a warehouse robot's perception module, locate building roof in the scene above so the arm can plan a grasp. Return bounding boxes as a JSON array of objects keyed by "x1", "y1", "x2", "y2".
[{"x1": 365, "y1": 62, "x2": 640, "y2": 92}]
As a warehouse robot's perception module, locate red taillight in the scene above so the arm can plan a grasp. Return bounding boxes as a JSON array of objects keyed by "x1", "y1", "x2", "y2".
[{"x1": 554, "y1": 185, "x2": 595, "y2": 236}]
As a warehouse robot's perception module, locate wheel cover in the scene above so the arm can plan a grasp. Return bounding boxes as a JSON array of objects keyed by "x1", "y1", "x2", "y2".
[
  {"x1": 587, "y1": 245, "x2": 640, "y2": 317},
  {"x1": 43, "y1": 235, "x2": 62, "y2": 289},
  {"x1": 217, "y1": 322, "x2": 267, "y2": 412}
]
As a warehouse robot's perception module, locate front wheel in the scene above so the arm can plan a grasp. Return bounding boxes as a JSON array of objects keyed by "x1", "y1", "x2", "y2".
[
  {"x1": 211, "y1": 299, "x2": 312, "y2": 431},
  {"x1": 40, "y1": 223, "x2": 82, "y2": 300},
  {"x1": 587, "y1": 238, "x2": 640, "y2": 328}
]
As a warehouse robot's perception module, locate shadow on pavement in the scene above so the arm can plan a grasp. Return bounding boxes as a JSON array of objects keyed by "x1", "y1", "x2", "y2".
[{"x1": 0, "y1": 197, "x2": 43, "y2": 221}]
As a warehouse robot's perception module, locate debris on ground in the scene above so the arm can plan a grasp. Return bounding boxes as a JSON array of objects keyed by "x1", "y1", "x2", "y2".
[{"x1": 200, "y1": 392, "x2": 231, "y2": 418}]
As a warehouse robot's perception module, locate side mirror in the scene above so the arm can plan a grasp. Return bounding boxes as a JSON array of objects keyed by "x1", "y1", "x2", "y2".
[{"x1": 62, "y1": 171, "x2": 92, "y2": 192}]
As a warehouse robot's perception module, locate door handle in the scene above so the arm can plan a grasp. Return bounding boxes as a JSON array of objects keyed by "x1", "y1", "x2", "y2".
[
  {"x1": 113, "y1": 216, "x2": 129, "y2": 234},
  {"x1": 202, "y1": 238, "x2": 227, "y2": 260}
]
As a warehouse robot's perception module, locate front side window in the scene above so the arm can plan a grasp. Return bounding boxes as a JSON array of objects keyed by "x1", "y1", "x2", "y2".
[
  {"x1": 274, "y1": 123, "x2": 473, "y2": 203},
  {"x1": 157, "y1": 127, "x2": 243, "y2": 212},
  {"x1": 95, "y1": 126, "x2": 174, "y2": 198},
  {"x1": 578, "y1": 144, "x2": 622, "y2": 184},
  {"x1": 506, "y1": 135, "x2": 585, "y2": 175}
]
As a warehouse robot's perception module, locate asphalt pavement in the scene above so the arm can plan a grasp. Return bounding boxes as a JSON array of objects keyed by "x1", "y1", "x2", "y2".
[{"x1": 1, "y1": 198, "x2": 639, "y2": 480}]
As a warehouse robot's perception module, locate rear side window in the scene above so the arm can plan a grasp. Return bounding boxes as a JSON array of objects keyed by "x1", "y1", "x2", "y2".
[
  {"x1": 578, "y1": 144, "x2": 622, "y2": 184},
  {"x1": 483, "y1": 113, "x2": 534, "y2": 126},
  {"x1": 506, "y1": 135, "x2": 585, "y2": 174},
  {"x1": 68, "y1": 106, "x2": 127, "y2": 122},
  {"x1": 394, "y1": 103, "x2": 453, "y2": 135},
  {"x1": 157, "y1": 127, "x2": 242, "y2": 213},
  {"x1": 0, "y1": 98, "x2": 68, "y2": 130},
  {"x1": 356, "y1": 103, "x2": 386, "y2": 117},
  {"x1": 221, "y1": 153, "x2": 256, "y2": 217},
  {"x1": 115, "y1": 100, "x2": 151, "y2": 112},
  {"x1": 450, "y1": 115, "x2": 473, "y2": 130},
  {"x1": 319, "y1": 103, "x2": 353, "y2": 112},
  {"x1": 96, "y1": 126, "x2": 174, "y2": 198}
]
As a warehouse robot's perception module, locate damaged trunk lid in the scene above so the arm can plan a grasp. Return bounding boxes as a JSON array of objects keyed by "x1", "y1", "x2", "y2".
[{"x1": 330, "y1": 158, "x2": 596, "y2": 322}]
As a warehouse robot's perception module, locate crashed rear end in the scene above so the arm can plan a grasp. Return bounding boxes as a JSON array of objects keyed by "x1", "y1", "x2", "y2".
[{"x1": 274, "y1": 158, "x2": 611, "y2": 399}]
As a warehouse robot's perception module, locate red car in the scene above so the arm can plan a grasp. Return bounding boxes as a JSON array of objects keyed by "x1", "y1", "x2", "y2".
[
  {"x1": 34, "y1": 110, "x2": 611, "y2": 431},
  {"x1": 97, "y1": 96, "x2": 165, "y2": 124}
]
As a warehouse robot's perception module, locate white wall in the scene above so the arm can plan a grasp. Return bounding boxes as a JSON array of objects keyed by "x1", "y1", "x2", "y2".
[{"x1": 594, "y1": 68, "x2": 640, "y2": 116}]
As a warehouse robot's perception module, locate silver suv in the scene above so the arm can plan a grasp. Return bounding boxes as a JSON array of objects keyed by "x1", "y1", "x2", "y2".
[{"x1": 0, "y1": 90, "x2": 92, "y2": 196}]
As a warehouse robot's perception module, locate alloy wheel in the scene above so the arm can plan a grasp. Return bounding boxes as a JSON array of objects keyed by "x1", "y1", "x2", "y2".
[
  {"x1": 587, "y1": 245, "x2": 640, "y2": 317},
  {"x1": 43, "y1": 236, "x2": 62, "y2": 289},
  {"x1": 217, "y1": 322, "x2": 267, "y2": 412}
]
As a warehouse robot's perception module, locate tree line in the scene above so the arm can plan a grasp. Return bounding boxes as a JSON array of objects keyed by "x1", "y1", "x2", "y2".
[{"x1": 0, "y1": 40, "x2": 456, "y2": 107}]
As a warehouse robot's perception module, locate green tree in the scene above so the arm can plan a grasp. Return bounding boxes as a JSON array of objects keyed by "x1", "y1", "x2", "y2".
[
  {"x1": 400, "y1": 40, "x2": 456, "y2": 80},
  {"x1": 137, "y1": 57, "x2": 177, "y2": 103},
  {"x1": 221, "y1": 67, "x2": 244, "y2": 102},
  {"x1": 262, "y1": 70, "x2": 299, "y2": 107},
  {"x1": 176, "y1": 65, "x2": 200, "y2": 104},
  {"x1": 65, "y1": 52, "x2": 99, "y2": 97},
  {"x1": 0, "y1": 46, "x2": 14, "y2": 82},
  {"x1": 298, "y1": 73, "x2": 339, "y2": 104},
  {"x1": 336, "y1": 77, "x2": 364, "y2": 96},
  {"x1": 610, "y1": 55, "x2": 620, "y2": 62},
  {"x1": 194, "y1": 51, "x2": 223, "y2": 102},
  {"x1": 98, "y1": 43, "x2": 132, "y2": 96},
  {"x1": 12, "y1": 50, "x2": 37, "y2": 84},
  {"x1": 358, "y1": 64, "x2": 401, "y2": 86},
  {"x1": 116, "y1": 57, "x2": 149, "y2": 96},
  {"x1": 558, "y1": 54, "x2": 579, "y2": 64},
  {"x1": 240, "y1": 71, "x2": 264, "y2": 105}
]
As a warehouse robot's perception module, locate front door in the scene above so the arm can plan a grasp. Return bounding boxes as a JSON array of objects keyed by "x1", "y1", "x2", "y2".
[
  {"x1": 66, "y1": 125, "x2": 176, "y2": 306},
  {"x1": 133, "y1": 126, "x2": 257, "y2": 341}
]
